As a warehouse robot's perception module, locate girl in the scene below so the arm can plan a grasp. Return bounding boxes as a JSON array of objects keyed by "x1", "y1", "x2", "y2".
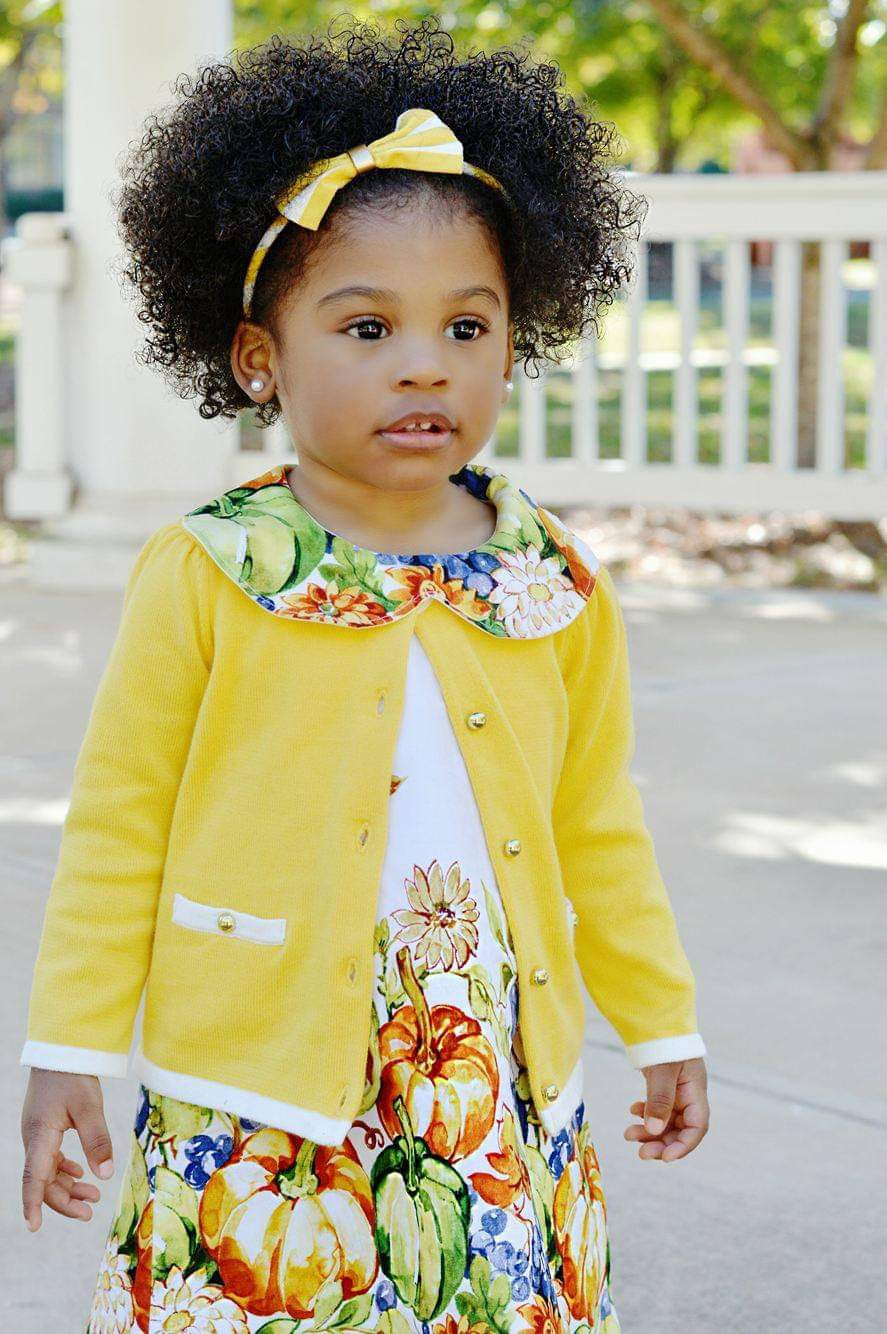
[{"x1": 19, "y1": 19, "x2": 709, "y2": 1332}]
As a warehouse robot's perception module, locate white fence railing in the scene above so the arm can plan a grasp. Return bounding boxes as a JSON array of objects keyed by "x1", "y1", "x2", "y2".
[
  {"x1": 5, "y1": 171, "x2": 887, "y2": 521},
  {"x1": 235, "y1": 171, "x2": 887, "y2": 519}
]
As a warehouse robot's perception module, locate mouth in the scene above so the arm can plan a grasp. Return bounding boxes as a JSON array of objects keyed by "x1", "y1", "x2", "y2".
[{"x1": 377, "y1": 422, "x2": 454, "y2": 448}]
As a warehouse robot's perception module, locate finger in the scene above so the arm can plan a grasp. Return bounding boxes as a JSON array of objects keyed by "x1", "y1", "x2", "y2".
[
  {"x1": 643, "y1": 1066, "x2": 679, "y2": 1135},
  {"x1": 22, "y1": 1123, "x2": 63, "y2": 1231},
  {"x1": 624, "y1": 1124, "x2": 672, "y2": 1142},
  {"x1": 660, "y1": 1102, "x2": 710, "y2": 1159},
  {"x1": 627, "y1": 1100, "x2": 686, "y2": 1128},
  {"x1": 58, "y1": 1155, "x2": 85, "y2": 1179},
  {"x1": 44, "y1": 1178, "x2": 94, "y2": 1222},
  {"x1": 661, "y1": 1123, "x2": 708, "y2": 1160},
  {"x1": 55, "y1": 1170, "x2": 101, "y2": 1204},
  {"x1": 71, "y1": 1097, "x2": 114, "y2": 1180}
]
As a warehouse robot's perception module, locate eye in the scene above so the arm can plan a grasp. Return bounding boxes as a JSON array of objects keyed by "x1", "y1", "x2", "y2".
[
  {"x1": 344, "y1": 317, "x2": 387, "y2": 340},
  {"x1": 448, "y1": 318, "x2": 489, "y2": 342},
  {"x1": 343, "y1": 317, "x2": 490, "y2": 342}
]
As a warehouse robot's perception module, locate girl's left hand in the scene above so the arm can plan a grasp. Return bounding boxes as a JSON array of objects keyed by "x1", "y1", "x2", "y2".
[{"x1": 624, "y1": 1055, "x2": 709, "y2": 1161}]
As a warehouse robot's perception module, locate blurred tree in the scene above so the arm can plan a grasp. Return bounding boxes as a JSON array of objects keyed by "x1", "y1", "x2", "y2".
[
  {"x1": 0, "y1": 0, "x2": 61, "y2": 231},
  {"x1": 232, "y1": 3, "x2": 887, "y2": 464}
]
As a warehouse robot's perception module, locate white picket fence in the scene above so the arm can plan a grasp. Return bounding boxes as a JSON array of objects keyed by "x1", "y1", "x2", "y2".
[
  {"x1": 5, "y1": 170, "x2": 887, "y2": 522},
  {"x1": 235, "y1": 170, "x2": 887, "y2": 519}
]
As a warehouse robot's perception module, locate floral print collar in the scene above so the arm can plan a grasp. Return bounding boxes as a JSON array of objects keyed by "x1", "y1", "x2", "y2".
[{"x1": 180, "y1": 461, "x2": 599, "y2": 639}]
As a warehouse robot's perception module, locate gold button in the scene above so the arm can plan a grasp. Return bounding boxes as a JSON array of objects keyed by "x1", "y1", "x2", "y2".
[
  {"x1": 504, "y1": 838, "x2": 522, "y2": 856},
  {"x1": 376, "y1": 692, "x2": 386, "y2": 715},
  {"x1": 542, "y1": 1083, "x2": 560, "y2": 1102},
  {"x1": 217, "y1": 911, "x2": 236, "y2": 933},
  {"x1": 339, "y1": 1087, "x2": 348, "y2": 1108},
  {"x1": 357, "y1": 826, "x2": 369, "y2": 847},
  {"x1": 531, "y1": 967, "x2": 549, "y2": 986},
  {"x1": 466, "y1": 711, "x2": 487, "y2": 729},
  {"x1": 346, "y1": 957, "x2": 358, "y2": 984}
]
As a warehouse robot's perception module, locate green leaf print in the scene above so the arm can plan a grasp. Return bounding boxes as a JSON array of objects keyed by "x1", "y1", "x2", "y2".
[
  {"x1": 375, "y1": 919, "x2": 391, "y2": 952},
  {"x1": 185, "y1": 481, "x2": 329, "y2": 595},
  {"x1": 311, "y1": 1274, "x2": 346, "y2": 1327},
  {"x1": 374, "y1": 1313, "x2": 414, "y2": 1334},
  {"x1": 464, "y1": 963, "x2": 510, "y2": 1061},
  {"x1": 326, "y1": 1289, "x2": 375, "y2": 1329},
  {"x1": 482, "y1": 881, "x2": 511, "y2": 957},
  {"x1": 111, "y1": 1131, "x2": 149, "y2": 1246},
  {"x1": 146, "y1": 1091, "x2": 213, "y2": 1144},
  {"x1": 151, "y1": 1164, "x2": 200, "y2": 1279},
  {"x1": 254, "y1": 1321, "x2": 301, "y2": 1333},
  {"x1": 371, "y1": 1095, "x2": 471, "y2": 1322},
  {"x1": 464, "y1": 963, "x2": 496, "y2": 1023},
  {"x1": 524, "y1": 1142, "x2": 558, "y2": 1264},
  {"x1": 359, "y1": 1005, "x2": 382, "y2": 1115},
  {"x1": 455, "y1": 1253, "x2": 514, "y2": 1334}
]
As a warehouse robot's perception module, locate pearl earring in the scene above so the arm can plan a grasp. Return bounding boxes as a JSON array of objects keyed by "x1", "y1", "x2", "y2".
[
  {"x1": 505, "y1": 379, "x2": 514, "y2": 393},
  {"x1": 249, "y1": 377, "x2": 265, "y2": 393}
]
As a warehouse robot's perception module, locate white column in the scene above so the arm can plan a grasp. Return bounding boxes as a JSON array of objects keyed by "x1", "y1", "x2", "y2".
[
  {"x1": 59, "y1": 0, "x2": 235, "y2": 514},
  {"x1": 2, "y1": 214, "x2": 74, "y2": 517}
]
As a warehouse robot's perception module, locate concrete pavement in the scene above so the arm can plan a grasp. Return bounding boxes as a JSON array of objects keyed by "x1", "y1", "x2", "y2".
[{"x1": 3, "y1": 569, "x2": 886, "y2": 1330}]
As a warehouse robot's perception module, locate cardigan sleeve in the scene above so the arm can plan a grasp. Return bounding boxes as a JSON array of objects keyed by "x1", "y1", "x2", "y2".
[
  {"x1": 552, "y1": 562, "x2": 706, "y2": 1070},
  {"x1": 20, "y1": 521, "x2": 212, "y2": 1077}
]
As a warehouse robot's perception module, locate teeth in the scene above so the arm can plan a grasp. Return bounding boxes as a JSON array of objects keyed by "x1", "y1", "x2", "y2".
[{"x1": 394, "y1": 419, "x2": 439, "y2": 431}]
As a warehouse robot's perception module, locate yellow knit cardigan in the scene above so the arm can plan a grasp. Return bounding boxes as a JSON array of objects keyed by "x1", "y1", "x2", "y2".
[{"x1": 20, "y1": 462, "x2": 704, "y2": 1144}]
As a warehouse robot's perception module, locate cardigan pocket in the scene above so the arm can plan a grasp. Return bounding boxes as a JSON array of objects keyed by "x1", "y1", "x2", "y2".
[{"x1": 171, "y1": 892, "x2": 286, "y2": 945}]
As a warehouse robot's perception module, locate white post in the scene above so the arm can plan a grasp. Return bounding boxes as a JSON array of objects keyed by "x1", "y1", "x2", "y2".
[
  {"x1": 21, "y1": 0, "x2": 235, "y2": 529},
  {"x1": 2, "y1": 214, "x2": 74, "y2": 517}
]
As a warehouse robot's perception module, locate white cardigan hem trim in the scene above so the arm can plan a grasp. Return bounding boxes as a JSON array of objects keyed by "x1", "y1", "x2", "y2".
[
  {"x1": 536, "y1": 1053, "x2": 585, "y2": 1137},
  {"x1": 132, "y1": 1052, "x2": 353, "y2": 1145},
  {"x1": 625, "y1": 1033, "x2": 707, "y2": 1069},
  {"x1": 20, "y1": 1041, "x2": 129, "y2": 1078}
]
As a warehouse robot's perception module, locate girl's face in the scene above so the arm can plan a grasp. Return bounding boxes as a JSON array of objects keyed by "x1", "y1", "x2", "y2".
[{"x1": 231, "y1": 203, "x2": 514, "y2": 495}]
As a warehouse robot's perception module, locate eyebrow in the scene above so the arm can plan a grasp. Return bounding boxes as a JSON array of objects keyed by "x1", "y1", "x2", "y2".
[{"x1": 316, "y1": 284, "x2": 502, "y2": 311}]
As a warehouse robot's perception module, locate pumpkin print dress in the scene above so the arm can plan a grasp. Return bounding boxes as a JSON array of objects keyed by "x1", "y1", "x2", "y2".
[{"x1": 87, "y1": 463, "x2": 621, "y2": 1334}]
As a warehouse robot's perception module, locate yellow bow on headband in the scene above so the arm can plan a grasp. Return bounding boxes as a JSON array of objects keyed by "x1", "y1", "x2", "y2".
[{"x1": 242, "y1": 106, "x2": 508, "y2": 318}]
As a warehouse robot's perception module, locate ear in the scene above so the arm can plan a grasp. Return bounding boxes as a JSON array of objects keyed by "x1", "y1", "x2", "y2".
[{"x1": 230, "y1": 319, "x2": 275, "y2": 401}]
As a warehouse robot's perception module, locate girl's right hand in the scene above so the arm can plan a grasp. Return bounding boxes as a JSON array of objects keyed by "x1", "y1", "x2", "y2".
[{"x1": 21, "y1": 1068, "x2": 114, "y2": 1232}]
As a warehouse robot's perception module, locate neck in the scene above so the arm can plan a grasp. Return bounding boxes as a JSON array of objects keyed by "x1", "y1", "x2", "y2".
[{"x1": 283, "y1": 463, "x2": 497, "y2": 555}]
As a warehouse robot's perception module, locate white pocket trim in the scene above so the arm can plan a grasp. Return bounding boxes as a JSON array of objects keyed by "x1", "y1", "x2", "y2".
[
  {"x1": 564, "y1": 894, "x2": 579, "y2": 936},
  {"x1": 171, "y1": 892, "x2": 286, "y2": 945}
]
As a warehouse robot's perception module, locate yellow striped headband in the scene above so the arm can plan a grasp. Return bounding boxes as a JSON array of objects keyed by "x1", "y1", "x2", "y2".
[{"x1": 242, "y1": 106, "x2": 509, "y2": 319}]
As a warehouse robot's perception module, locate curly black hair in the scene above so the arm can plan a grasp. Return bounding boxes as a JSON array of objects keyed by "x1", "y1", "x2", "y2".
[{"x1": 112, "y1": 14, "x2": 647, "y2": 425}]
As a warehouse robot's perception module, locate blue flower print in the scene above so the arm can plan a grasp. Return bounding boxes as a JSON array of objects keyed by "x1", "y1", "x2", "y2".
[
  {"x1": 490, "y1": 1238, "x2": 516, "y2": 1272},
  {"x1": 452, "y1": 466, "x2": 487, "y2": 500},
  {"x1": 238, "y1": 1115, "x2": 264, "y2": 1132},
  {"x1": 134, "y1": 1085, "x2": 149, "y2": 1139},
  {"x1": 256, "y1": 594, "x2": 276, "y2": 611},
  {"x1": 511, "y1": 1274, "x2": 532, "y2": 1303},
  {"x1": 547, "y1": 1126, "x2": 572, "y2": 1179},
  {"x1": 481, "y1": 1208, "x2": 508, "y2": 1236},
  {"x1": 470, "y1": 1231, "x2": 494, "y2": 1261},
  {"x1": 375, "y1": 1279, "x2": 396, "y2": 1312},
  {"x1": 183, "y1": 1132, "x2": 234, "y2": 1188},
  {"x1": 529, "y1": 1220, "x2": 557, "y2": 1304}
]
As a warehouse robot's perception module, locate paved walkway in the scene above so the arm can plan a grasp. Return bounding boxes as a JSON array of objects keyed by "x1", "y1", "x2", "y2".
[{"x1": 3, "y1": 572, "x2": 886, "y2": 1330}]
